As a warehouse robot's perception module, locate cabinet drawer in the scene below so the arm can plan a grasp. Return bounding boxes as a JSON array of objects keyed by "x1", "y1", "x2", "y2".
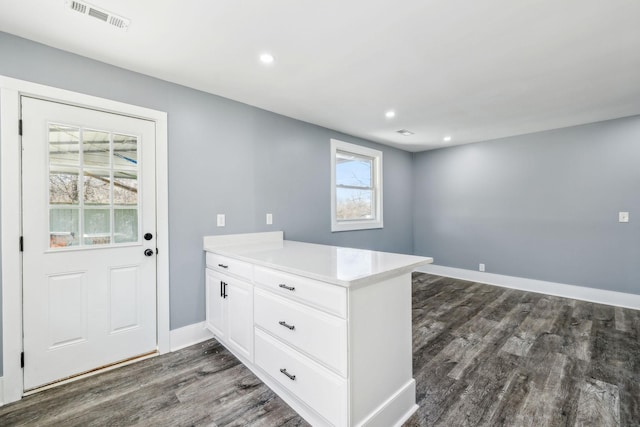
[
  {"x1": 254, "y1": 266, "x2": 347, "y2": 318},
  {"x1": 206, "y1": 252, "x2": 253, "y2": 281},
  {"x1": 255, "y1": 289, "x2": 347, "y2": 377},
  {"x1": 255, "y1": 329, "x2": 347, "y2": 426}
]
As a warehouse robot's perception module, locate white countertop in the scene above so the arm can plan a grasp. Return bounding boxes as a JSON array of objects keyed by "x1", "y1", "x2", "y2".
[{"x1": 204, "y1": 232, "x2": 433, "y2": 287}]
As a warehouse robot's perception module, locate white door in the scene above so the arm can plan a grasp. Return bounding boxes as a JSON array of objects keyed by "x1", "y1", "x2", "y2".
[{"x1": 21, "y1": 97, "x2": 158, "y2": 391}]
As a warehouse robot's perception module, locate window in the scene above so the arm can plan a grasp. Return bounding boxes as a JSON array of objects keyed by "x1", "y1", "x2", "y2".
[{"x1": 331, "y1": 139, "x2": 383, "y2": 232}]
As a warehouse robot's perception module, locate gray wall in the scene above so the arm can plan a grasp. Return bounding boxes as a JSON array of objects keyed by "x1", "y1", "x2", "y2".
[
  {"x1": 413, "y1": 115, "x2": 640, "y2": 295},
  {"x1": 0, "y1": 32, "x2": 414, "y2": 375}
]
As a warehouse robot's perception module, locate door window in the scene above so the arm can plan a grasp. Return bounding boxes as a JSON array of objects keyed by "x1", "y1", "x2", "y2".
[{"x1": 48, "y1": 123, "x2": 140, "y2": 248}]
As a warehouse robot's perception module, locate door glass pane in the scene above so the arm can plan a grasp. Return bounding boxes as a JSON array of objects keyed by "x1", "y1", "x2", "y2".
[
  {"x1": 49, "y1": 124, "x2": 80, "y2": 165},
  {"x1": 114, "y1": 209, "x2": 138, "y2": 243},
  {"x1": 48, "y1": 123, "x2": 142, "y2": 249},
  {"x1": 83, "y1": 170, "x2": 111, "y2": 205},
  {"x1": 113, "y1": 134, "x2": 138, "y2": 168},
  {"x1": 113, "y1": 171, "x2": 138, "y2": 205},
  {"x1": 336, "y1": 188, "x2": 374, "y2": 220},
  {"x1": 50, "y1": 167, "x2": 80, "y2": 205},
  {"x1": 50, "y1": 209, "x2": 79, "y2": 248},
  {"x1": 84, "y1": 209, "x2": 111, "y2": 245},
  {"x1": 83, "y1": 129, "x2": 111, "y2": 168}
]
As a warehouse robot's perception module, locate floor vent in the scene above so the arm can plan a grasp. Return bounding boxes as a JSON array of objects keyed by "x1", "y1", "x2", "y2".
[{"x1": 66, "y1": 0, "x2": 130, "y2": 30}]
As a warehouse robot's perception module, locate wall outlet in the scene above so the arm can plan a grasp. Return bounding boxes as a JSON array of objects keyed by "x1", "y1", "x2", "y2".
[
  {"x1": 479, "y1": 263, "x2": 485, "y2": 272},
  {"x1": 216, "y1": 214, "x2": 225, "y2": 227},
  {"x1": 266, "y1": 213, "x2": 273, "y2": 225},
  {"x1": 619, "y1": 212, "x2": 629, "y2": 223}
]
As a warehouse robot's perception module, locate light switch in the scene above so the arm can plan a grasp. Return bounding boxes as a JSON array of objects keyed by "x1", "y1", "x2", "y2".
[
  {"x1": 266, "y1": 213, "x2": 273, "y2": 225},
  {"x1": 217, "y1": 214, "x2": 225, "y2": 227},
  {"x1": 619, "y1": 212, "x2": 629, "y2": 223},
  {"x1": 479, "y1": 263, "x2": 485, "y2": 272}
]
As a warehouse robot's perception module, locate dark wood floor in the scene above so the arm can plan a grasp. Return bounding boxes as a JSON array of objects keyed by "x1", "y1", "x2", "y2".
[{"x1": 1, "y1": 273, "x2": 638, "y2": 426}]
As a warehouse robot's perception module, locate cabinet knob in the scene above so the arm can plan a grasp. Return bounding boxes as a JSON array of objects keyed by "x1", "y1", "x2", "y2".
[
  {"x1": 218, "y1": 263, "x2": 228, "y2": 269},
  {"x1": 280, "y1": 368, "x2": 296, "y2": 381},
  {"x1": 278, "y1": 321, "x2": 295, "y2": 330},
  {"x1": 278, "y1": 283, "x2": 295, "y2": 291}
]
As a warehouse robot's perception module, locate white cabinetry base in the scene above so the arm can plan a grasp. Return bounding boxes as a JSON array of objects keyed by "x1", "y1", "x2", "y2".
[{"x1": 204, "y1": 232, "x2": 432, "y2": 426}]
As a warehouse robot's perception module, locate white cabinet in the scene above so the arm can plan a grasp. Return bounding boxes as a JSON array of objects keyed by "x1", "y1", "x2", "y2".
[
  {"x1": 205, "y1": 268, "x2": 225, "y2": 339},
  {"x1": 204, "y1": 231, "x2": 432, "y2": 427},
  {"x1": 205, "y1": 268, "x2": 253, "y2": 362},
  {"x1": 225, "y1": 276, "x2": 253, "y2": 360}
]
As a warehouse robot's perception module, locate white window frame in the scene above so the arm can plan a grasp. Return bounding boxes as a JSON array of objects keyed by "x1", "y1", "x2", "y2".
[{"x1": 330, "y1": 139, "x2": 383, "y2": 232}]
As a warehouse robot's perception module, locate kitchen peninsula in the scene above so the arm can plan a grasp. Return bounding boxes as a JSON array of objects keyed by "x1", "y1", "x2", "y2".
[{"x1": 203, "y1": 231, "x2": 432, "y2": 426}]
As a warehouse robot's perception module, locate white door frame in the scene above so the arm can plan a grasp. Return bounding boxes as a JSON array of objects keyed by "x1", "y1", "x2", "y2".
[{"x1": 0, "y1": 75, "x2": 170, "y2": 405}]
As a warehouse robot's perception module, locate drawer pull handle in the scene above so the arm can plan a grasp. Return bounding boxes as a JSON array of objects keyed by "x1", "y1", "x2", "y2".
[
  {"x1": 278, "y1": 321, "x2": 295, "y2": 330},
  {"x1": 280, "y1": 368, "x2": 296, "y2": 381},
  {"x1": 218, "y1": 263, "x2": 228, "y2": 269},
  {"x1": 278, "y1": 284, "x2": 295, "y2": 291}
]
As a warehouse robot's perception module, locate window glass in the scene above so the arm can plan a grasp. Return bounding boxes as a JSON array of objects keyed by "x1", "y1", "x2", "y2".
[
  {"x1": 48, "y1": 123, "x2": 140, "y2": 249},
  {"x1": 331, "y1": 139, "x2": 383, "y2": 232},
  {"x1": 336, "y1": 151, "x2": 372, "y2": 188}
]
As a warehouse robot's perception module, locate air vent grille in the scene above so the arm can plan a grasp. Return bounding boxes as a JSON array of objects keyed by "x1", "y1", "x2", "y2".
[
  {"x1": 88, "y1": 8, "x2": 108, "y2": 22},
  {"x1": 66, "y1": 0, "x2": 130, "y2": 30},
  {"x1": 109, "y1": 16, "x2": 127, "y2": 29},
  {"x1": 69, "y1": 1, "x2": 86, "y2": 13}
]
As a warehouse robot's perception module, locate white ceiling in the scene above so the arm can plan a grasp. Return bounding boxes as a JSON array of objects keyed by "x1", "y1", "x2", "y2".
[{"x1": 1, "y1": 0, "x2": 639, "y2": 152}]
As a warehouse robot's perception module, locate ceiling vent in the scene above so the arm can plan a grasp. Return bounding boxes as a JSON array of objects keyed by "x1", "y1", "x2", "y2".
[{"x1": 66, "y1": 0, "x2": 130, "y2": 30}]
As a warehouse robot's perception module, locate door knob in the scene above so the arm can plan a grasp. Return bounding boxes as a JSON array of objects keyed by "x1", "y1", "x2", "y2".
[
  {"x1": 144, "y1": 248, "x2": 154, "y2": 257},
  {"x1": 144, "y1": 233, "x2": 153, "y2": 241}
]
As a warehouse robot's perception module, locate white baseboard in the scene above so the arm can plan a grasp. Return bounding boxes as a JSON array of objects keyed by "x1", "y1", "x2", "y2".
[
  {"x1": 170, "y1": 322, "x2": 214, "y2": 352},
  {"x1": 417, "y1": 264, "x2": 640, "y2": 311},
  {"x1": 361, "y1": 379, "x2": 418, "y2": 427}
]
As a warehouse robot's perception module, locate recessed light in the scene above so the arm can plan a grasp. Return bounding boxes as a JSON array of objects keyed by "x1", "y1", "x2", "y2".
[
  {"x1": 443, "y1": 136, "x2": 452, "y2": 142},
  {"x1": 385, "y1": 110, "x2": 396, "y2": 119},
  {"x1": 259, "y1": 53, "x2": 275, "y2": 64},
  {"x1": 397, "y1": 129, "x2": 414, "y2": 136}
]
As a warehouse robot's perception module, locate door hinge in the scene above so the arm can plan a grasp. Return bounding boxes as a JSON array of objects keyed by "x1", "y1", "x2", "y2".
[
  {"x1": 21, "y1": 352, "x2": 24, "y2": 368},
  {"x1": 156, "y1": 248, "x2": 159, "y2": 255},
  {"x1": 20, "y1": 236, "x2": 24, "y2": 252},
  {"x1": 19, "y1": 119, "x2": 23, "y2": 136}
]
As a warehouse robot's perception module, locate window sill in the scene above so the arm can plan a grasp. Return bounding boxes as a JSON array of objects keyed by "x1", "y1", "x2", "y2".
[{"x1": 331, "y1": 220, "x2": 383, "y2": 232}]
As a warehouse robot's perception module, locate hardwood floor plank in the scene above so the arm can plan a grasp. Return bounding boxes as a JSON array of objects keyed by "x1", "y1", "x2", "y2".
[
  {"x1": 501, "y1": 296, "x2": 565, "y2": 357},
  {"x1": 515, "y1": 352, "x2": 568, "y2": 427},
  {"x1": 574, "y1": 378, "x2": 620, "y2": 427},
  {"x1": 615, "y1": 307, "x2": 628, "y2": 332}
]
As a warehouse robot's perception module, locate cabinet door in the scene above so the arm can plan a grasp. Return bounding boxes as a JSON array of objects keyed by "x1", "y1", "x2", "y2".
[
  {"x1": 205, "y1": 269, "x2": 226, "y2": 339},
  {"x1": 226, "y1": 277, "x2": 254, "y2": 361}
]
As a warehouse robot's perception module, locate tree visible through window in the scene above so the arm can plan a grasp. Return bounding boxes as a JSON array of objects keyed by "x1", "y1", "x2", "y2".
[{"x1": 331, "y1": 139, "x2": 383, "y2": 232}]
